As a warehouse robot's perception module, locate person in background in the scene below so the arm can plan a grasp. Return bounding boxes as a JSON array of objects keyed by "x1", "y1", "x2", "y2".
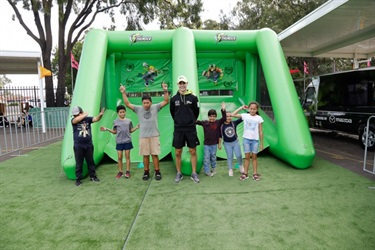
[
  {"x1": 219, "y1": 109, "x2": 243, "y2": 176},
  {"x1": 196, "y1": 102, "x2": 226, "y2": 177},
  {"x1": 17, "y1": 111, "x2": 26, "y2": 127},
  {"x1": 231, "y1": 102, "x2": 264, "y2": 181},
  {"x1": 0, "y1": 112, "x2": 10, "y2": 127},
  {"x1": 120, "y1": 82, "x2": 169, "y2": 181},
  {"x1": 170, "y1": 75, "x2": 200, "y2": 183},
  {"x1": 100, "y1": 105, "x2": 139, "y2": 179},
  {"x1": 71, "y1": 106, "x2": 105, "y2": 186}
]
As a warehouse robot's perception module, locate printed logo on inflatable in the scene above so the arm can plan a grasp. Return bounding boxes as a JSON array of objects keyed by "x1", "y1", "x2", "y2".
[{"x1": 130, "y1": 33, "x2": 152, "y2": 44}]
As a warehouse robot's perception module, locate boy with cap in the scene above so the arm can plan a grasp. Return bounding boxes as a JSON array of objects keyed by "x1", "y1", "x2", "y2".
[
  {"x1": 170, "y1": 75, "x2": 200, "y2": 183},
  {"x1": 71, "y1": 106, "x2": 105, "y2": 186}
]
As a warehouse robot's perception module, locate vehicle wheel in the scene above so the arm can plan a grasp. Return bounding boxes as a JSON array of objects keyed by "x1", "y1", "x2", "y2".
[{"x1": 359, "y1": 124, "x2": 375, "y2": 151}]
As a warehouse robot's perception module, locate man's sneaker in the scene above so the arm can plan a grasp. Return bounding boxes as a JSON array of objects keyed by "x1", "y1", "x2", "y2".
[
  {"x1": 175, "y1": 173, "x2": 183, "y2": 183},
  {"x1": 75, "y1": 180, "x2": 81, "y2": 186},
  {"x1": 228, "y1": 169, "x2": 233, "y2": 176},
  {"x1": 142, "y1": 171, "x2": 150, "y2": 181},
  {"x1": 191, "y1": 173, "x2": 200, "y2": 183},
  {"x1": 205, "y1": 172, "x2": 213, "y2": 177},
  {"x1": 90, "y1": 176, "x2": 100, "y2": 182},
  {"x1": 124, "y1": 171, "x2": 131, "y2": 178},
  {"x1": 239, "y1": 174, "x2": 249, "y2": 181},
  {"x1": 155, "y1": 171, "x2": 162, "y2": 181},
  {"x1": 116, "y1": 172, "x2": 123, "y2": 179},
  {"x1": 240, "y1": 165, "x2": 245, "y2": 174},
  {"x1": 211, "y1": 168, "x2": 217, "y2": 176}
]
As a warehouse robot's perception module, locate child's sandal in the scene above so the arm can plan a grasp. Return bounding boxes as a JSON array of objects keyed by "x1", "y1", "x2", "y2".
[{"x1": 252, "y1": 174, "x2": 260, "y2": 181}]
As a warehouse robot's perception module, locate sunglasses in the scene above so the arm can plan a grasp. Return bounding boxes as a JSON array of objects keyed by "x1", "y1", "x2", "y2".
[{"x1": 178, "y1": 82, "x2": 187, "y2": 85}]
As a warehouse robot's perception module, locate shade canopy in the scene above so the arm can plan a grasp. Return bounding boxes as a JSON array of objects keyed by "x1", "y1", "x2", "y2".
[
  {"x1": 278, "y1": 0, "x2": 375, "y2": 59},
  {"x1": 0, "y1": 50, "x2": 41, "y2": 74}
]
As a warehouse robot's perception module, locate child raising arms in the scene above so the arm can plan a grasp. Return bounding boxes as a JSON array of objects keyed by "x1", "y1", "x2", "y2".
[
  {"x1": 219, "y1": 111, "x2": 243, "y2": 177},
  {"x1": 232, "y1": 102, "x2": 263, "y2": 181},
  {"x1": 101, "y1": 105, "x2": 139, "y2": 179}
]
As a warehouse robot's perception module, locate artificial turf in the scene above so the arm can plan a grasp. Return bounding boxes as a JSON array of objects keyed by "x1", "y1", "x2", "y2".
[{"x1": 0, "y1": 141, "x2": 374, "y2": 249}]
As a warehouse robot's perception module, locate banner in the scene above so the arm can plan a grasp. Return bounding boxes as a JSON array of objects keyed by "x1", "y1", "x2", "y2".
[
  {"x1": 120, "y1": 58, "x2": 238, "y2": 93},
  {"x1": 39, "y1": 66, "x2": 52, "y2": 79},
  {"x1": 121, "y1": 59, "x2": 172, "y2": 92},
  {"x1": 71, "y1": 53, "x2": 79, "y2": 69},
  {"x1": 198, "y1": 59, "x2": 237, "y2": 91}
]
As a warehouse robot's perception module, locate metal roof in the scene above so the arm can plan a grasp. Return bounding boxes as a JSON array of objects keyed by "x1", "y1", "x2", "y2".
[
  {"x1": 0, "y1": 50, "x2": 41, "y2": 74},
  {"x1": 278, "y1": 0, "x2": 375, "y2": 59}
]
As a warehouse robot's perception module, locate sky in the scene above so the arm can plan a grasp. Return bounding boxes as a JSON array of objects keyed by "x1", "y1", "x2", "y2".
[{"x1": 0, "y1": 0, "x2": 238, "y2": 87}]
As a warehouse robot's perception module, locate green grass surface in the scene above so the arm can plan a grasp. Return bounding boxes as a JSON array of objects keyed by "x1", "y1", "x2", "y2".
[{"x1": 0, "y1": 141, "x2": 374, "y2": 249}]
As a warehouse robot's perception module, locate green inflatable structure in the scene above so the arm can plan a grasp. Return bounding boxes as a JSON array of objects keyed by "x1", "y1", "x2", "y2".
[{"x1": 61, "y1": 28, "x2": 315, "y2": 180}]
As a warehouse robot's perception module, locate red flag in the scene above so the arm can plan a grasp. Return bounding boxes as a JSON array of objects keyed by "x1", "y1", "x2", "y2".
[
  {"x1": 71, "y1": 52, "x2": 79, "y2": 69},
  {"x1": 304, "y1": 61, "x2": 308, "y2": 74},
  {"x1": 289, "y1": 69, "x2": 300, "y2": 74}
]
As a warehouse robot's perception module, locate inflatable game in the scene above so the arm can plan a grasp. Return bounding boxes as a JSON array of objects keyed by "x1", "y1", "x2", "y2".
[{"x1": 61, "y1": 28, "x2": 315, "y2": 179}]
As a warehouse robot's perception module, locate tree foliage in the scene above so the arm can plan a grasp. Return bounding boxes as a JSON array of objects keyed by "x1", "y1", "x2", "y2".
[
  {"x1": 7, "y1": 0, "x2": 204, "y2": 106},
  {"x1": 156, "y1": 0, "x2": 204, "y2": 29},
  {"x1": 0, "y1": 75, "x2": 12, "y2": 88},
  {"x1": 7, "y1": 0, "x2": 160, "y2": 107}
]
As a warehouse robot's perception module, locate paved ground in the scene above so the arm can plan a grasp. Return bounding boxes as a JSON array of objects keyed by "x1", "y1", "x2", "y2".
[{"x1": 311, "y1": 128, "x2": 375, "y2": 181}]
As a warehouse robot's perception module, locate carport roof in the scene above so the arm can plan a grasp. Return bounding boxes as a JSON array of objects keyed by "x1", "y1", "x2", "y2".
[
  {"x1": 0, "y1": 50, "x2": 41, "y2": 74},
  {"x1": 278, "y1": 0, "x2": 375, "y2": 59}
]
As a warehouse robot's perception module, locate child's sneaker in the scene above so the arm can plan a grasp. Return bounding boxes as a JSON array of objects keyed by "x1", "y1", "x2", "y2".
[
  {"x1": 142, "y1": 171, "x2": 150, "y2": 181},
  {"x1": 228, "y1": 169, "x2": 233, "y2": 176},
  {"x1": 124, "y1": 171, "x2": 131, "y2": 178},
  {"x1": 155, "y1": 171, "x2": 162, "y2": 181},
  {"x1": 75, "y1": 180, "x2": 81, "y2": 186},
  {"x1": 90, "y1": 176, "x2": 100, "y2": 182},
  {"x1": 116, "y1": 172, "x2": 123, "y2": 179},
  {"x1": 205, "y1": 172, "x2": 213, "y2": 177},
  {"x1": 239, "y1": 174, "x2": 249, "y2": 181},
  {"x1": 211, "y1": 168, "x2": 217, "y2": 176}
]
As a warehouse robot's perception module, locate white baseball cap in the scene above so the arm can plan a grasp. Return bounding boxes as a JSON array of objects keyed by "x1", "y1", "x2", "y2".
[
  {"x1": 177, "y1": 75, "x2": 188, "y2": 83},
  {"x1": 72, "y1": 106, "x2": 83, "y2": 115}
]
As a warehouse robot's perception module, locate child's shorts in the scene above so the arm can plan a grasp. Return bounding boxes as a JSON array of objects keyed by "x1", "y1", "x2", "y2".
[
  {"x1": 116, "y1": 142, "x2": 133, "y2": 151},
  {"x1": 139, "y1": 136, "x2": 160, "y2": 155},
  {"x1": 243, "y1": 138, "x2": 259, "y2": 154}
]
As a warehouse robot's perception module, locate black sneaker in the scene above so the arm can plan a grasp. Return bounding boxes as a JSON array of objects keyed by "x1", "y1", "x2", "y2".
[
  {"x1": 75, "y1": 180, "x2": 81, "y2": 186},
  {"x1": 155, "y1": 171, "x2": 162, "y2": 181},
  {"x1": 90, "y1": 176, "x2": 100, "y2": 182},
  {"x1": 142, "y1": 171, "x2": 150, "y2": 181}
]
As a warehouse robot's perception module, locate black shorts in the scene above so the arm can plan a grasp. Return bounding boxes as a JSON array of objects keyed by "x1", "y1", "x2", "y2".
[
  {"x1": 173, "y1": 131, "x2": 200, "y2": 149},
  {"x1": 116, "y1": 142, "x2": 133, "y2": 151}
]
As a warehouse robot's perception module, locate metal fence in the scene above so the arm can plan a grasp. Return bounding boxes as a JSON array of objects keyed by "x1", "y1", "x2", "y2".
[{"x1": 0, "y1": 108, "x2": 69, "y2": 158}]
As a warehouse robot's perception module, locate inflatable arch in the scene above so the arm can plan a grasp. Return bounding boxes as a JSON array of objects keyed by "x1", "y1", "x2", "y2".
[{"x1": 61, "y1": 27, "x2": 315, "y2": 180}]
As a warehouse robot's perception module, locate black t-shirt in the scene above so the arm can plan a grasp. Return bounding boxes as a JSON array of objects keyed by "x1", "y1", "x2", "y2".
[{"x1": 72, "y1": 116, "x2": 94, "y2": 147}]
